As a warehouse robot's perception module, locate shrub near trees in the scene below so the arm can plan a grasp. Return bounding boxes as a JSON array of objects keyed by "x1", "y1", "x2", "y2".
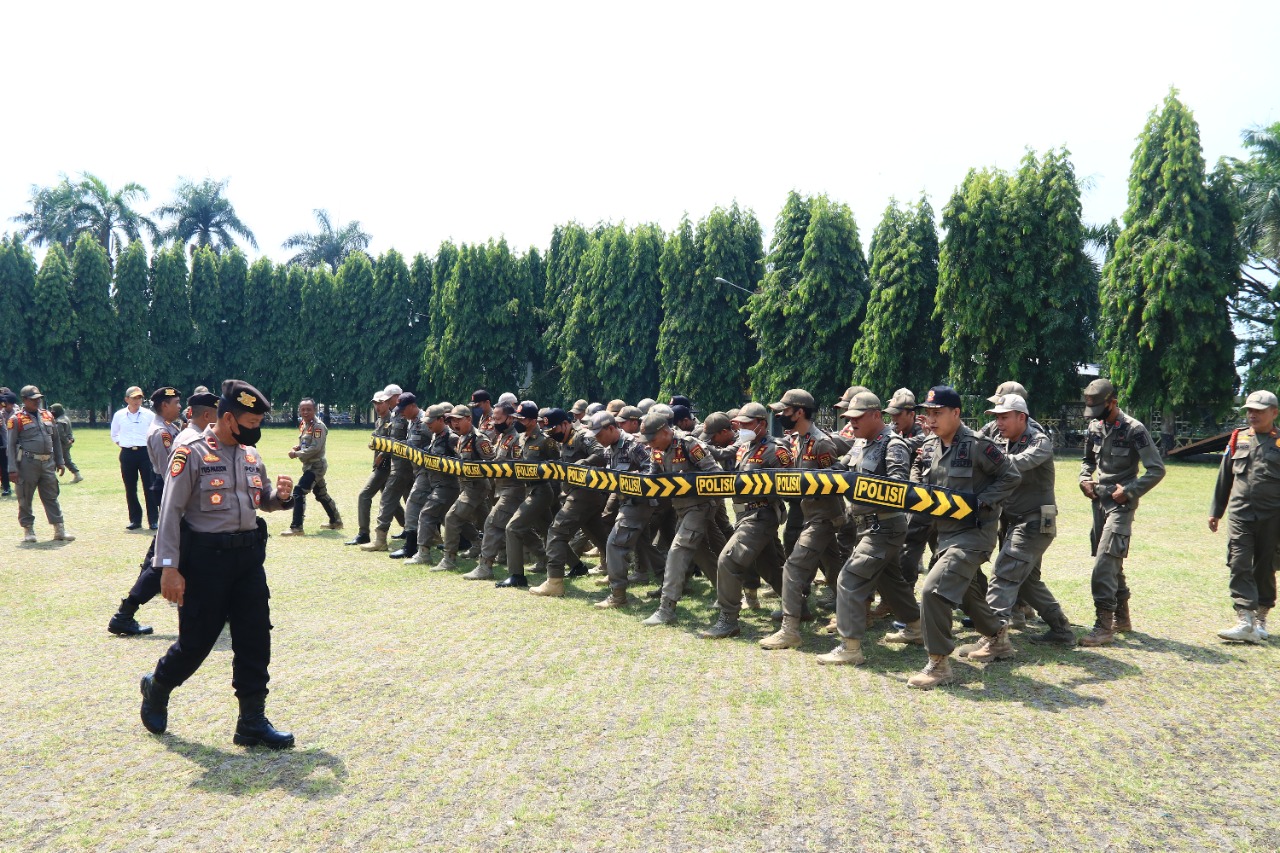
[{"x1": 2, "y1": 92, "x2": 1271, "y2": 428}]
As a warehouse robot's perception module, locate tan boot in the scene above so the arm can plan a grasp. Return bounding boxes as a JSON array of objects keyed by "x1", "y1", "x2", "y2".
[
  {"x1": 884, "y1": 620, "x2": 924, "y2": 645},
  {"x1": 53, "y1": 524, "x2": 75, "y2": 542},
  {"x1": 759, "y1": 616, "x2": 803, "y2": 650},
  {"x1": 1256, "y1": 607, "x2": 1271, "y2": 641},
  {"x1": 1078, "y1": 608, "x2": 1116, "y2": 647},
  {"x1": 360, "y1": 529, "x2": 389, "y2": 552},
  {"x1": 464, "y1": 544, "x2": 481, "y2": 560},
  {"x1": 1217, "y1": 608, "x2": 1262, "y2": 644},
  {"x1": 1113, "y1": 598, "x2": 1132, "y2": 632},
  {"x1": 816, "y1": 637, "x2": 865, "y2": 665},
  {"x1": 430, "y1": 553, "x2": 457, "y2": 572},
  {"x1": 742, "y1": 589, "x2": 761, "y2": 610},
  {"x1": 956, "y1": 636, "x2": 988, "y2": 659},
  {"x1": 21, "y1": 527, "x2": 36, "y2": 543},
  {"x1": 868, "y1": 599, "x2": 893, "y2": 621},
  {"x1": 967, "y1": 626, "x2": 1016, "y2": 662},
  {"x1": 319, "y1": 519, "x2": 344, "y2": 530},
  {"x1": 529, "y1": 577, "x2": 565, "y2": 597},
  {"x1": 280, "y1": 527, "x2": 305, "y2": 537},
  {"x1": 71, "y1": 472, "x2": 84, "y2": 484},
  {"x1": 461, "y1": 562, "x2": 493, "y2": 581},
  {"x1": 404, "y1": 550, "x2": 431, "y2": 565},
  {"x1": 594, "y1": 589, "x2": 628, "y2": 609},
  {"x1": 908, "y1": 654, "x2": 955, "y2": 689}
]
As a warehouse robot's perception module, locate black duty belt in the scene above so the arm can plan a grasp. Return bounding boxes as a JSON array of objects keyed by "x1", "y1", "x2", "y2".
[
  {"x1": 372, "y1": 438, "x2": 979, "y2": 521},
  {"x1": 851, "y1": 511, "x2": 904, "y2": 526},
  {"x1": 184, "y1": 520, "x2": 268, "y2": 550},
  {"x1": 1004, "y1": 510, "x2": 1043, "y2": 525}
]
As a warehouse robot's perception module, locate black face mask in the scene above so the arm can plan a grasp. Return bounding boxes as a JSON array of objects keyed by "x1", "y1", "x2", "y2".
[
  {"x1": 776, "y1": 413, "x2": 797, "y2": 430},
  {"x1": 232, "y1": 419, "x2": 262, "y2": 447},
  {"x1": 554, "y1": 425, "x2": 572, "y2": 443},
  {"x1": 512, "y1": 420, "x2": 526, "y2": 434}
]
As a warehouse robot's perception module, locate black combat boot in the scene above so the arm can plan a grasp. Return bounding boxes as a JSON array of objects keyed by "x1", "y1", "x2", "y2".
[
  {"x1": 567, "y1": 560, "x2": 590, "y2": 578},
  {"x1": 344, "y1": 531, "x2": 371, "y2": 546},
  {"x1": 389, "y1": 531, "x2": 417, "y2": 559},
  {"x1": 110, "y1": 598, "x2": 153, "y2": 636},
  {"x1": 140, "y1": 673, "x2": 172, "y2": 734},
  {"x1": 233, "y1": 694, "x2": 295, "y2": 749},
  {"x1": 495, "y1": 573, "x2": 528, "y2": 588}
]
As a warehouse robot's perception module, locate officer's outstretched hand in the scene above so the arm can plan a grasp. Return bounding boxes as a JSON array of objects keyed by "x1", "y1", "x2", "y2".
[
  {"x1": 275, "y1": 475, "x2": 293, "y2": 501},
  {"x1": 161, "y1": 567, "x2": 185, "y2": 606}
]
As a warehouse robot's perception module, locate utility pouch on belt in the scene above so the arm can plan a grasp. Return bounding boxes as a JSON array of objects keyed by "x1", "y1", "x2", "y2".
[{"x1": 1039, "y1": 505, "x2": 1057, "y2": 535}]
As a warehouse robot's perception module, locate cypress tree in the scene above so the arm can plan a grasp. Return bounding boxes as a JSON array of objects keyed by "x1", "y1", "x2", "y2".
[
  {"x1": 149, "y1": 245, "x2": 192, "y2": 389},
  {"x1": 71, "y1": 233, "x2": 118, "y2": 416},
  {"x1": 32, "y1": 244, "x2": 78, "y2": 395},
  {"x1": 0, "y1": 236, "x2": 39, "y2": 386},
  {"x1": 188, "y1": 246, "x2": 223, "y2": 386},
  {"x1": 112, "y1": 241, "x2": 152, "y2": 396},
  {"x1": 243, "y1": 257, "x2": 278, "y2": 390},
  {"x1": 298, "y1": 265, "x2": 338, "y2": 406},
  {"x1": 851, "y1": 197, "x2": 943, "y2": 397},
  {"x1": 1100, "y1": 91, "x2": 1240, "y2": 442},
  {"x1": 334, "y1": 251, "x2": 377, "y2": 407},
  {"x1": 624, "y1": 223, "x2": 665, "y2": 401},
  {"x1": 218, "y1": 249, "x2": 249, "y2": 377}
]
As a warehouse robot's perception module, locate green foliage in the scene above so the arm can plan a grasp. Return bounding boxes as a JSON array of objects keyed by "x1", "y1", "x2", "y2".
[
  {"x1": 1232, "y1": 122, "x2": 1280, "y2": 391},
  {"x1": 543, "y1": 224, "x2": 592, "y2": 397},
  {"x1": 377, "y1": 249, "x2": 421, "y2": 396},
  {"x1": 333, "y1": 251, "x2": 377, "y2": 406},
  {"x1": 112, "y1": 241, "x2": 152, "y2": 394},
  {"x1": 0, "y1": 236, "x2": 38, "y2": 385},
  {"x1": 188, "y1": 246, "x2": 223, "y2": 388},
  {"x1": 298, "y1": 265, "x2": 338, "y2": 404},
  {"x1": 420, "y1": 241, "x2": 458, "y2": 398},
  {"x1": 217, "y1": 249, "x2": 250, "y2": 377},
  {"x1": 12, "y1": 177, "x2": 88, "y2": 253},
  {"x1": 148, "y1": 245, "x2": 193, "y2": 389},
  {"x1": 623, "y1": 224, "x2": 664, "y2": 400},
  {"x1": 31, "y1": 245, "x2": 78, "y2": 395},
  {"x1": 938, "y1": 149, "x2": 1096, "y2": 409},
  {"x1": 71, "y1": 233, "x2": 118, "y2": 411},
  {"x1": 281, "y1": 209, "x2": 371, "y2": 270},
  {"x1": 153, "y1": 177, "x2": 257, "y2": 253},
  {"x1": 243, "y1": 257, "x2": 280, "y2": 389},
  {"x1": 658, "y1": 205, "x2": 762, "y2": 411},
  {"x1": 1099, "y1": 91, "x2": 1240, "y2": 419},
  {"x1": 851, "y1": 196, "x2": 943, "y2": 397},
  {"x1": 74, "y1": 173, "x2": 156, "y2": 257}
]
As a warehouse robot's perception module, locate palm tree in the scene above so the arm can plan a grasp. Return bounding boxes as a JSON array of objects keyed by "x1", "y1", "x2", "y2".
[
  {"x1": 11, "y1": 177, "x2": 84, "y2": 252},
  {"x1": 281, "y1": 209, "x2": 372, "y2": 270},
  {"x1": 153, "y1": 177, "x2": 258, "y2": 254},
  {"x1": 1238, "y1": 123, "x2": 1280, "y2": 263},
  {"x1": 74, "y1": 173, "x2": 158, "y2": 257}
]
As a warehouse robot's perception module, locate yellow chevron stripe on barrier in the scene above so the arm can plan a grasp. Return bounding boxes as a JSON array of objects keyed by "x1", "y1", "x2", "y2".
[{"x1": 370, "y1": 437, "x2": 979, "y2": 520}]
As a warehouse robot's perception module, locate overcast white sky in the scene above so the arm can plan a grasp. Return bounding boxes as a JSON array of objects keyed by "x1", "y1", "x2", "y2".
[{"x1": 4, "y1": 1, "x2": 1278, "y2": 266}]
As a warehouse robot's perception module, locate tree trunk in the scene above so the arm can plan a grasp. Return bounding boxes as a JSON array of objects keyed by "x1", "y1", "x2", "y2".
[{"x1": 1160, "y1": 406, "x2": 1176, "y2": 457}]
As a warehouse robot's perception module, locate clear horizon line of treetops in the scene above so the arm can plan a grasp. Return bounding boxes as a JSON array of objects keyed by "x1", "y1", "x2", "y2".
[{"x1": 3, "y1": 91, "x2": 1278, "y2": 422}]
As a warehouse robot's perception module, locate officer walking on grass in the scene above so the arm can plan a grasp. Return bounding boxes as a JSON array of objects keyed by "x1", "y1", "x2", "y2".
[
  {"x1": 139, "y1": 380, "x2": 296, "y2": 749},
  {"x1": 7, "y1": 385, "x2": 74, "y2": 544},
  {"x1": 1077, "y1": 378, "x2": 1165, "y2": 647},
  {"x1": 1209, "y1": 389, "x2": 1280, "y2": 644},
  {"x1": 346, "y1": 389, "x2": 404, "y2": 546},
  {"x1": 282, "y1": 398, "x2": 342, "y2": 536}
]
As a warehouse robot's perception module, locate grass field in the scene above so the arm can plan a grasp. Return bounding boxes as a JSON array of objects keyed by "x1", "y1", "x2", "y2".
[{"x1": 1, "y1": 427, "x2": 1275, "y2": 852}]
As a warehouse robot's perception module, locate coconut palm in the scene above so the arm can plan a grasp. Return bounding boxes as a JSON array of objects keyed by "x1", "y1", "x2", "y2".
[
  {"x1": 1238, "y1": 123, "x2": 1280, "y2": 263},
  {"x1": 281, "y1": 209, "x2": 372, "y2": 270},
  {"x1": 11, "y1": 177, "x2": 84, "y2": 252},
  {"x1": 153, "y1": 177, "x2": 258, "y2": 254},
  {"x1": 74, "y1": 173, "x2": 157, "y2": 256}
]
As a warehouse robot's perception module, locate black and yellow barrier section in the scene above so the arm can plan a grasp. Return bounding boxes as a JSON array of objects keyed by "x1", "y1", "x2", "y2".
[{"x1": 371, "y1": 437, "x2": 978, "y2": 520}]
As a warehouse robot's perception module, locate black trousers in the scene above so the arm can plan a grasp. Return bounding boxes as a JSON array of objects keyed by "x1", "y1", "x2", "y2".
[
  {"x1": 153, "y1": 520, "x2": 273, "y2": 698},
  {"x1": 0, "y1": 445, "x2": 10, "y2": 492},
  {"x1": 120, "y1": 447, "x2": 159, "y2": 525},
  {"x1": 125, "y1": 483, "x2": 166, "y2": 608}
]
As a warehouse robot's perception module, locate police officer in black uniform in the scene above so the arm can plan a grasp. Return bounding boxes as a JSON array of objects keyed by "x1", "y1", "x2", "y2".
[{"x1": 139, "y1": 380, "x2": 296, "y2": 749}]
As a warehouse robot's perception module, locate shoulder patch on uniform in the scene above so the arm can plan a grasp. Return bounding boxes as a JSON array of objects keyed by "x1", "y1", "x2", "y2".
[
  {"x1": 161, "y1": 432, "x2": 172, "y2": 447},
  {"x1": 817, "y1": 452, "x2": 833, "y2": 468},
  {"x1": 1132, "y1": 431, "x2": 1149, "y2": 449},
  {"x1": 688, "y1": 442, "x2": 706, "y2": 462},
  {"x1": 775, "y1": 446, "x2": 794, "y2": 467},
  {"x1": 477, "y1": 438, "x2": 493, "y2": 456},
  {"x1": 170, "y1": 446, "x2": 190, "y2": 477},
  {"x1": 983, "y1": 443, "x2": 1006, "y2": 464}
]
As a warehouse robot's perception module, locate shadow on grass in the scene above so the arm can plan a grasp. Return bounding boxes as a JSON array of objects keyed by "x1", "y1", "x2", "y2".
[
  {"x1": 1108, "y1": 631, "x2": 1237, "y2": 664},
  {"x1": 163, "y1": 735, "x2": 347, "y2": 798}
]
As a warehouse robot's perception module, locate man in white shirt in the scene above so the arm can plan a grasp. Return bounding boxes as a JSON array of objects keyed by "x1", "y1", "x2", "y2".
[{"x1": 110, "y1": 385, "x2": 158, "y2": 530}]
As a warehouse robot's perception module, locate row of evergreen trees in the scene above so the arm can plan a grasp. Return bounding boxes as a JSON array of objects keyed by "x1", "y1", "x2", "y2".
[{"x1": 0, "y1": 93, "x2": 1247, "y2": 427}]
